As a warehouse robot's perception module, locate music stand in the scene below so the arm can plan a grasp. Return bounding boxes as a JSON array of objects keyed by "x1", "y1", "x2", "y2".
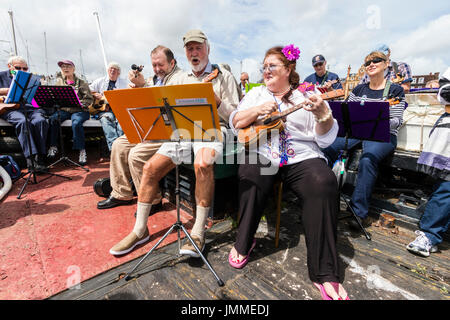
[
  {"x1": 328, "y1": 100, "x2": 390, "y2": 240},
  {"x1": 105, "y1": 83, "x2": 224, "y2": 286},
  {"x1": 5, "y1": 71, "x2": 70, "y2": 199},
  {"x1": 33, "y1": 85, "x2": 89, "y2": 172}
]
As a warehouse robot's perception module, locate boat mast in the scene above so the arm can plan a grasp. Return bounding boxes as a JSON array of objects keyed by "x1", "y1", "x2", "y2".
[
  {"x1": 8, "y1": 10, "x2": 18, "y2": 56},
  {"x1": 93, "y1": 12, "x2": 108, "y2": 75},
  {"x1": 44, "y1": 32, "x2": 49, "y2": 76},
  {"x1": 79, "y1": 49, "x2": 86, "y2": 81}
]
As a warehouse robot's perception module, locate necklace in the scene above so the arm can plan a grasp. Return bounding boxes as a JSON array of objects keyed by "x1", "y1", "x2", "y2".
[{"x1": 270, "y1": 86, "x2": 291, "y2": 97}]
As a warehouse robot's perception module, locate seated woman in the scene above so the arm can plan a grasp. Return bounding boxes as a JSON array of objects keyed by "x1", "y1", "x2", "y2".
[
  {"x1": 322, "y1": 51, "x2": 405, "y2": 230},
  {"x1": 229, "y1": 45, "x2": 349, "y2": 300},
  {"x1": 47, "y1": 60, "x2": 93, "y2": 165}
]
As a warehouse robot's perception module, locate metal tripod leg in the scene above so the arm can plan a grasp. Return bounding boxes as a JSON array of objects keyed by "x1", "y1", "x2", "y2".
[
  {"x1": 124, "y1": 223, "x2": 178, "y2": 281},
  {"x1": 123, "y1": 221, "x2": 224, "y2": 286},
  {"x1": 179, "y1": 224, "x2": 224, "y2": 286},
  {"x1": 17, "y1": 170, "x2": 37, "y2": 199},
  {"x1": 336, "y1": 154, "x2": 371, "y2": 241},
  {"x1": 48, "y1": 156, "x2": 89, "y2": 172},
  {"x1": 341, "y1": 194, "x2": 372, "y2": 240}
]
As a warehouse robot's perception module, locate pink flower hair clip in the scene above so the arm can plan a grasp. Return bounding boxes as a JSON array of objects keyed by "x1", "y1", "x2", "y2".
[{"x1": 282, "y1": 44, "x2": 301, "y2": 61}]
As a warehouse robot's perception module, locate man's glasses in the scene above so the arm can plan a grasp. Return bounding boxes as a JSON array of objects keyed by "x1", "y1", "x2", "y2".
[
  {"x1": 14, "y1": 66, "x2": 29, "y2": 71},
  {"x1": 313, "y1": 62, "x2": 324, "y2": 68},
  {"x1": 364, "y1": 58, "x2": 385, "y2": 67},
  {"x1": 261, "y1": 64, "x2": 284, "y2": 73}
]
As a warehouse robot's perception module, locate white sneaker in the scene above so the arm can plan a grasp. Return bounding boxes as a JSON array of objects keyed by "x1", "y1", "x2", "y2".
[
  {"x1": 47, "y1": 146, "x2": 58, "y2": 158},
  {"x1": 79, "y1": 149, "x2": 87, "y2": 165},
  {"x1": 406, "y1": 230, "x2": 438, "y2": 257}
]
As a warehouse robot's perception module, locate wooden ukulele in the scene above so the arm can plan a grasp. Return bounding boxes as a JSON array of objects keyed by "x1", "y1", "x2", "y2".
[
  {"x1": 88, "y1": 92, "x2": 109, "y2": 115},
  {"x1": 0, "y1": 96, "x2": 19, "y2": 116},
  {"x1": 237, "y1": 90, "x2": 343, "y2": 147},
  {"x1": 237, "y1": 101, "x2": 311, "y2": 147}
]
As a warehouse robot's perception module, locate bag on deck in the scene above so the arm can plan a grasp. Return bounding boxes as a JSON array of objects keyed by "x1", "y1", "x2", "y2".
[{"x1": 0, "y1": 155, "x2": 21, "y2": 180}]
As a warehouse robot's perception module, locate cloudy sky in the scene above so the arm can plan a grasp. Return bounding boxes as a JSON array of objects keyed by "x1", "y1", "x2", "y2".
[{"x1": 1, "y1": 0, "x2": 449, "y2": 84}]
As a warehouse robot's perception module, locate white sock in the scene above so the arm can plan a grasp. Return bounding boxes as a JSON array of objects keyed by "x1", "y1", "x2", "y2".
[
  {"x1": 191, "y1": 206, "x2": 209, "y2": 239},
  {"x1": 133, "y1": 202, "x2": 152, "y2": 238}
]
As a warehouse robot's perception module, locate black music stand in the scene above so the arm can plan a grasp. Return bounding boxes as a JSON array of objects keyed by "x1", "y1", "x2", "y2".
[
  {"x1": 105, "y1": 86, "x2": 224, "y2": 286},
  {"x1": 328, "y1": 100, "x2": 390, "y2": 240},
  {"x1": 5, "y1": 71, "x2": 70, "y2": 199},
  {"x1": 34, "y1": 86, "x2": 89, "y2": 172}
]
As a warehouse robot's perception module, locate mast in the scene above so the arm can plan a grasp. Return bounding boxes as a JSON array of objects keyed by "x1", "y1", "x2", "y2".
[
  {"x1": 44, "y1": 32, "x2": 49, "y2": 76},
  {"x1": 93, "y1": 12, "x2": 108, "y2": 75},
  {"x1": 8, "y1": 10, "x2": 18, "y2": 56},
  {"x1": 79, "y1": 49, "x2": 86, "y2": 81}
]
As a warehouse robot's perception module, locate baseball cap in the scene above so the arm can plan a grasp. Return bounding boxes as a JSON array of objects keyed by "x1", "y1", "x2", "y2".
[
  {"x1": 183, "y1": 29, "x2": 208, "y2": 46},
  {"x1": 312, "y1": 54, "x2": 326, "y2": 66},
  {"x1": 375, "y1": 44, "x2": 390, "y2": 55},
  {"x1": 57, "y1": 60, "x2": 75, "y2": 67}
]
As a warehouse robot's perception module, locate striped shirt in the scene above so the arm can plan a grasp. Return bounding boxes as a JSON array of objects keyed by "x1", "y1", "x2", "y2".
[{"x1": 348, "y1": 83, "x2": 405, "y2": 136}]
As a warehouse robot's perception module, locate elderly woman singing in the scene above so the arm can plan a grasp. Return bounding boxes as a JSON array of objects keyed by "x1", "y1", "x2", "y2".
[{"x1": 228, "y1": 45, "x2": 349, "y2": 300}]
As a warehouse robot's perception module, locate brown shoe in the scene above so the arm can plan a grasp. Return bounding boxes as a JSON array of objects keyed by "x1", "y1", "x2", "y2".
[
  {"x1": 109, "y1": 228, "x2": 150, "y2": 256},
  {"x1": 179, "y1": 235, "x2": 205, "y2": 258}
]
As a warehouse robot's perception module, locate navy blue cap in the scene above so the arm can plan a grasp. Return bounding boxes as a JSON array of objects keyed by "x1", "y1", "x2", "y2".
[{"x1": 312, "y1": 54, "x2": 326, "y2": 66}]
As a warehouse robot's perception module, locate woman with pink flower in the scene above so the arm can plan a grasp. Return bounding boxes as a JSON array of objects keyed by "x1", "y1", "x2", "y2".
[{"x1": 228, "y1": 45, "x2": 349, "y2": 300}]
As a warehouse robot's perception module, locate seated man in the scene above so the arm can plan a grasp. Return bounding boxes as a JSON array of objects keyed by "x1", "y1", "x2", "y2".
[
  {"x1": 304, "y1": 54, "x2": 342, "y2": 91},
  {"x1": 109, "y1": 29, "x2": 240, "y2": 256},
  {"x1": 406, "y1": 67, "x2": 450, "y2": 257},
  {"x1": 360, "y1": 44, "x2": 413, "y2": 93},
  {"x1": 47, "y1": 60, "x2": 93, "y2": 165},
  {"x1": 239, "y1": 72, "x2": 249, "y2": 97},
  {"x1": 89, "y1": 62, "x2": 128, "y2": 153},
  {"x1": 0, "y1": 56, "x2": 48, "y2": 171},
  {"x1": 97, "y1": 45, "x2": 184, "y2": 210}
]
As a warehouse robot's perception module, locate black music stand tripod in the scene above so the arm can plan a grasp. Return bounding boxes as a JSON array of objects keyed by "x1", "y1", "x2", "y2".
[
  {"x1": 123, "y1": 98, "x2": 224, "y2": 287},
  {"x1": 34, "y1": 86, "x2": 89, "y2": 172},
  {"x1": 329, "y1": 100, "x2": 391, "y2": 241}
]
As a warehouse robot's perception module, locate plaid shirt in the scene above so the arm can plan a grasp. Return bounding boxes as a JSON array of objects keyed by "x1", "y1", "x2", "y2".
[{"x1": 360, "y1": 60, "x2": 413, "y2": 84}]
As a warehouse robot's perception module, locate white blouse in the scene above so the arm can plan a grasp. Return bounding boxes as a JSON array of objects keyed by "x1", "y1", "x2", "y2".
[{"x1": 229, "y1": 85, "x2": 338, "y2": 167}]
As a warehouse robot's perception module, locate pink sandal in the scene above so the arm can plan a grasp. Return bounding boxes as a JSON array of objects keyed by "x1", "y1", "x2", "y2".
[
  {"x1": 313, "y1": 282, "x2": 350, "y2": 300},
  {"x1": 229, "y1": 239, "x2": 256, "y2": 269}
]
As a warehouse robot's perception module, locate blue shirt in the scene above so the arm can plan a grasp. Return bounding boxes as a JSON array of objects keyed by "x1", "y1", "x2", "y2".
[{"x1": 304, "y1": 71, "x2": 342, "y2": 90}]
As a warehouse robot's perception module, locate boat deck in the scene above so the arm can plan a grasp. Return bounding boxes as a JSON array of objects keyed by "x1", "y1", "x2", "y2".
[{"x1": 0, "y1": 144, "x2": 449, "y2": 302}]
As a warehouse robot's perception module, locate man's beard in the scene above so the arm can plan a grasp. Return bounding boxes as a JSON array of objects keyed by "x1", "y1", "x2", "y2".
[{"x1": 190, "y1": 58, "x2": 208, "y2": 73}]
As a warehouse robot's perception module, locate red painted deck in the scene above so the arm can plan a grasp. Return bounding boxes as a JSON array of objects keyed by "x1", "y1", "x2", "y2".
[{"x1": 0, "y1": 158, "x2": 194, "y2": 300}]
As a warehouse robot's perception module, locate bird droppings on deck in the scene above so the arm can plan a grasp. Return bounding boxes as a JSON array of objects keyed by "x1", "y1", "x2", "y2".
[{"x1": 340, "y1": 254, "x2": 422, "y2": 300}]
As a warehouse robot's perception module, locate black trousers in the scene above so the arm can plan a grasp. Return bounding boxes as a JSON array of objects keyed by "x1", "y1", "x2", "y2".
[{"x1": 235, "y1": 155, "x2": 341, "y2": 283}]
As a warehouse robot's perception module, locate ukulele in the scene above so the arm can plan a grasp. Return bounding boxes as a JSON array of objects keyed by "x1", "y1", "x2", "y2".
[
  {"x1": 0, "y1": 96, "x2": 19, "y2": 116},
  {"x1": 237, "y1": 100, "x2": 312, "y2": 147},
  {"x1": 237, "y1": 89, "x2": 344, "y2": 147},
  {"x1": 88, "y1": 92, "x2": 109, "y2": 115}
]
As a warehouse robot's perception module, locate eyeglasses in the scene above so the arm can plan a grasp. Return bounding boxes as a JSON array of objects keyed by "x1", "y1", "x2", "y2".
[
  {"x1": 313, "y1": 62, "x2": 324, "y2": 68},
  {"x1": 364, "y1": 58, "x2": 385, "y2": 67},
  {"x1": 14, "y1": 66, "x2": 29, "y2": 71},
  {"x1": 261, "y1": 64, "x2": 284, "y2": 73},
  {"x1": 60, "y1": 64, "x2": 73, "y2": 68}
]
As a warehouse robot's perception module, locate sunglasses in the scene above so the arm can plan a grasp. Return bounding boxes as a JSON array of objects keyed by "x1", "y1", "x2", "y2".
[
  {"x1": 14, "y1": 66, "x2": 29, "y2": 71},
  {"x1": 313, "y1": 62, "x2": 324, "y2": 67},
  {"x1": 364, "y1": 58, "x2": 385, "y2": 67}
]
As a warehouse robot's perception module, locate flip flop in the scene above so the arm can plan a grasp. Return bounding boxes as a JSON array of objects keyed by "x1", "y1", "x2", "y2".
[
  {"x1": 330, "y1": 282, "x2": 350, "y2": 300},
  {"x1": 229, "y1": 239, "x2": 256, "y2": 269},
  {"x1": 313, "y1": 282, "x2": 333, "y2": 300}
]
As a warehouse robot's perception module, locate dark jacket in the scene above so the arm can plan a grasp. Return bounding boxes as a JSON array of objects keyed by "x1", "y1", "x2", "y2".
[{"x1": 55, "y1": 73, "x2": 93, "y2": 113}]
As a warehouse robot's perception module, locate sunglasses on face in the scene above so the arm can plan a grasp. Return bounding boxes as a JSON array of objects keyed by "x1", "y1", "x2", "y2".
[
  {"x1": 364, "y1": 58, "x2": 385, "y2": 67},
  {"x1": 14, "y1": 66, "x2": 29, "y2": 71},
  {"x1": 314, "y1": 62, "x2": 324, "y2": 67}
]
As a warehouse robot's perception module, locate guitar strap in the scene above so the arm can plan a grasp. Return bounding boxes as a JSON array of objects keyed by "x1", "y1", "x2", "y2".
[
  {"x1": 319, "y1": 71, "x2": 329, "y2": 86},
  {"x1": 382, "y1": 80, "x2": 392, "y2": 100}
]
